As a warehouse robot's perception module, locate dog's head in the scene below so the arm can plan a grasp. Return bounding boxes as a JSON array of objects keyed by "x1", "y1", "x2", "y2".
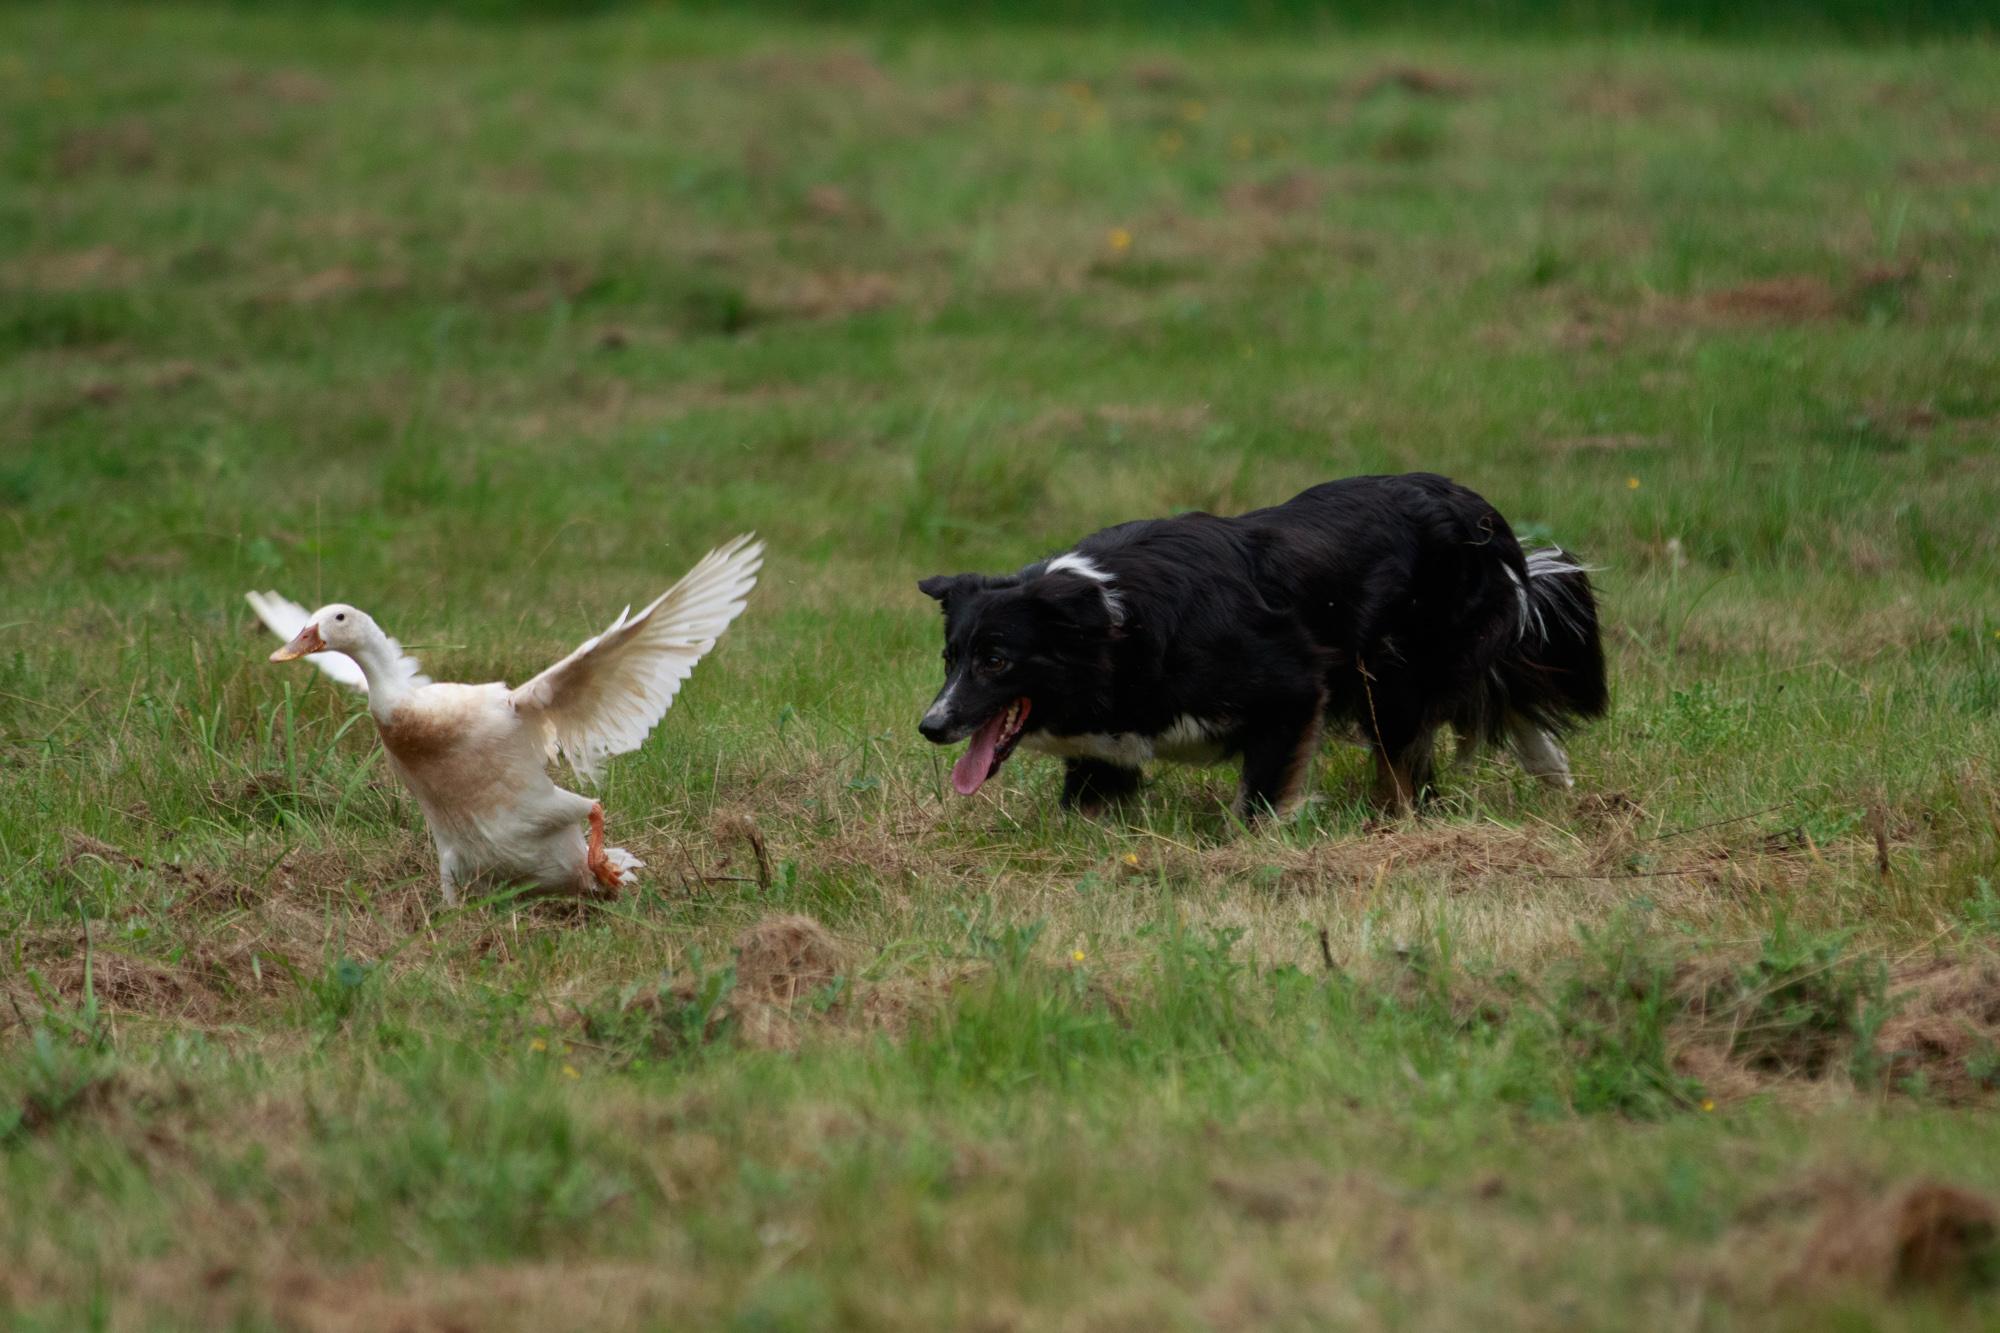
[{"x1": 915, "y1": 569, "x2": 1119, "y2": 795}]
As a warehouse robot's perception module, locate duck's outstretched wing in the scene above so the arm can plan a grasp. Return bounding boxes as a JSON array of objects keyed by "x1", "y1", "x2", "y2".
[
  {"x1": 245, "y1": 590, "x2": 370, "y2": 692},
  {"x1": 509, "y1": 535, "x2": 763, "y2": 782}
]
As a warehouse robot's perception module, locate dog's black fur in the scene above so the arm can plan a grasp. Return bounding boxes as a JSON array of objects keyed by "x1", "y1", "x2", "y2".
[{"x1": 917, "y1": 472, "x2": 1607, "y2": 816}]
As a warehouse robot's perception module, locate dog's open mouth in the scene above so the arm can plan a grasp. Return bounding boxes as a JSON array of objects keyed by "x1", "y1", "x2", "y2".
[{"x1": 951, "y1": 698, "x2": 1032, "y2": 797}]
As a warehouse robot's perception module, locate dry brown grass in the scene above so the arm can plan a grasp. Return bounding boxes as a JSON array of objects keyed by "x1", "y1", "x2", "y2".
[
  {"x1": 4, "y1": 244, "x2": 147, "y2": 291},
  {"x1": 1785, "y1": 1179, "x2": 1999, "y2": 1295},
  {"x1": 1708, "y1": 1174, "x2": 2000, "y2": 1304},
  {"x1": 1874, "y1": 958, "x2": 2000, "y2": 1102},
  {"x1": 1347, "y1": 65, "x2": 1475, "y2": 100},
  {"x1": 123, "y1": 1256, "x2": 691, "y2": 1333}
]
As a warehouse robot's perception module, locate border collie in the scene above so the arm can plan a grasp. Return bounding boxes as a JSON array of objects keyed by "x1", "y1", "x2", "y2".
[{"x1": 916, "y1": 472, "x2": 1607, "y2": 817}]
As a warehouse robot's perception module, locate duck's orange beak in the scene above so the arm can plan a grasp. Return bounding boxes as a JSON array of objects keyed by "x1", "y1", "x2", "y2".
[{"x1": 271, "y1": 623, "x2": 325, "y2": 661}]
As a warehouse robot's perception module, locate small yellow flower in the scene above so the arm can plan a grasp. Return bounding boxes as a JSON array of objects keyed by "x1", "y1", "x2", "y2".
[
  {"x1": 1072, "y1": 949, "x2": 1087, "y2": 963},
  {"x1": 1700, "y1": 1098, "x2": 1716, "y2": 1112},
  {"x1": 562, "y1": 1064, "x2": 580, "y2": 1080},
  {"x1": 1121, "y1": 851, "x2": 1140, "y2": 866},
  {"x1": 1229, "y1": 132, "x2": 1254, "y2": 159},
  {"x1": 1626, "y1": 476, "x2": 1641, "y2": 491},
  {"x1": 1064, "y1": 80, "x2": 1095, "y2": 104},
  {"x1": 529, "y1": 1038, "x2": 547, "y2": 1053},
  {"x1": 1156, "y1": 129, "x2": 1185, "y2": 156},
  {"x1": 1107, "y1": 226, "x2": 1133, "y2": 252},
  {"x1": 1179, "y1": 99, "x2": 1207, "y2": 123},
  {"x1": 1040, "y1": 109, "x2": 1064, "y2": 133}
]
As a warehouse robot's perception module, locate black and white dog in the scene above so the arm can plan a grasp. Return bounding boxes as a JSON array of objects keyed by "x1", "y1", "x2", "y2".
[{"x1": 917, "y1": 473, "x2": 1606, "y2": 817}]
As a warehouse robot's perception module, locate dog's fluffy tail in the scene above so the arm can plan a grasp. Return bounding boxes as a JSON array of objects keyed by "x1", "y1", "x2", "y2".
[{"x1": 1490, "y1": 547, "x2": 1609, "y2": 736}]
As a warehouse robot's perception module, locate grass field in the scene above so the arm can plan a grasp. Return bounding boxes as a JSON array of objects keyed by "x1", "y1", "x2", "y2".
[{"x1": 5, "y1": 4, "x2": 2000, "y2": 1328}]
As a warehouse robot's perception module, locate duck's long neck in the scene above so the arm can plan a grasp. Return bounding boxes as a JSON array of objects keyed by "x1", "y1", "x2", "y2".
[{"x1": 351, "y1": 636, "x2": 414, "y2": 723}]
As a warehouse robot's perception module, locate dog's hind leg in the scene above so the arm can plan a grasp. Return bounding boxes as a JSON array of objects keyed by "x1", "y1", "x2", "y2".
[
  {"x1": 1235, "y1": 710, "x2": 1323, "y2": 821},
  {"x1": 1062, "y1": 759, "x2": 1143, "y2": 815},
  {"x1": 1371, "y1": 727, "x2": 1437, "y2": 815},
  {"x1": 1504, "y1": 713, "x2": 1573, "y2": 789}
]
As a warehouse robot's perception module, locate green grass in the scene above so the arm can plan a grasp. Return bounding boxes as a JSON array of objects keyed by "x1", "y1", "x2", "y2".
[{"x1": 5, "y1": 4, "x2": 2000, "y2": 1327}]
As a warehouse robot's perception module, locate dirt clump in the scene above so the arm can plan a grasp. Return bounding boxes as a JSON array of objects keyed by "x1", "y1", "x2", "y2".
[
  {"x1": 62, "y1": 831, "x2": 144, "y2": 870},
  {"x1": 1131, "y1": 58, "x2": 1192, "y2": 92},
  {"x1": 1211, "y1": 1170, "x2": 1325, "y2": 1223},
  {"x1": 734, "y1": 913, "x2": 846, "y2": 1007},
  {"x1": 61, "y1": 828, "x2": 268, "y2": 910},
  {"x1": 55, "y1": 120, "x2": 158, "y2": 176},
  {"x1": 1225, "y1": 171, "x2": 1324, "y2": 216},
  {"x1": 1701, "y1": 276, "x2": 1839, "y2": 324},
  {"x1": 1786, "y1": 1179, "x2": 1998, "y2": 1294},
  {"x1": 7, "y1": 1073, "x2": 124, "y2": 1141},
  {"x1": 582, "y1": 914, "x2": 853, "y2": 1055},
  {"x1": 754, "y1": 268, "x2": 901, "y2": 320},
  {"x1": 1669, "y1": 265, "x2": 1920, "y2": 329}
]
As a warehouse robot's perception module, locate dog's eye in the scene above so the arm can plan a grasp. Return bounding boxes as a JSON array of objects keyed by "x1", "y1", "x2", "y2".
[{"x1": 980, "y1": 653, "x2": 1008, "y2": 673}]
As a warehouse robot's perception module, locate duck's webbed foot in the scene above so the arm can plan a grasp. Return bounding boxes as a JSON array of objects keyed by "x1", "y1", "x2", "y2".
[{"x1": 585, "y1": 801, "x2": 625, "y2": 896}]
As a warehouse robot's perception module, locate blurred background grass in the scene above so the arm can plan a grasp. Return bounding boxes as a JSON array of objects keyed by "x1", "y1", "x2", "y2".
[{"x1": 268, "y1": 0, "x2": 2000, "y2": 41}]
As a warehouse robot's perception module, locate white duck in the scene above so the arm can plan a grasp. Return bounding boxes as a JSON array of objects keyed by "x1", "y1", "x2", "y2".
[{"x1": 246, "y1": 534, "x2": 763, "y2": 904}]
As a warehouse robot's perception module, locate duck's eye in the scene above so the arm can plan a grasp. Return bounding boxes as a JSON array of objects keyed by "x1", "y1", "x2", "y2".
[{"x1": 335, "y1": 613, "x2": 347, "y2": 622}]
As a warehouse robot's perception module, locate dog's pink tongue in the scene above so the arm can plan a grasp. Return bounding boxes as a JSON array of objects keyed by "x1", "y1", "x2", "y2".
[{"x1": 951, "y1": 712, "x2": 1009, "y2": 796}]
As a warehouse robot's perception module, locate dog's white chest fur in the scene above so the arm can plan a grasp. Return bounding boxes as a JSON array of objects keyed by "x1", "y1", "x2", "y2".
[{"x1": 1023, "y1": 715, "x2": 1229, "y2": 767}]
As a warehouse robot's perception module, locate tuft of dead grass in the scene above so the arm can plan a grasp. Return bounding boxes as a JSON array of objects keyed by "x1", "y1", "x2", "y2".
[
  {"x1": 33, "y1": 954, "x2": 216, "y2": 1022},
  {"x1": 1665, "y1": 953, "x2": 2000, "y2": 1105},
  {"x1": 1874, "y1": 958, "x2": 2000, "y2": 1101}
]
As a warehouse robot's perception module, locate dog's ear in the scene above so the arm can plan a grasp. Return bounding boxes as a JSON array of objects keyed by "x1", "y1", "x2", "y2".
[
  {"x1": 1033, "y1": 572, "x2": 1118, "y2": 629},
  {"x1": 920, "y1": 572, "x2": 1021, "y2": 607},
  {"x1": 917, "y1": 574, "x2": 967, "y2": 605}
]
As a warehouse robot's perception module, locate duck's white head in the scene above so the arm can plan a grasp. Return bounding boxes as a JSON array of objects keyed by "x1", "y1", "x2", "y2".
[{"x1": 271, "y1": 603, "x2": 380, "y2": 662}]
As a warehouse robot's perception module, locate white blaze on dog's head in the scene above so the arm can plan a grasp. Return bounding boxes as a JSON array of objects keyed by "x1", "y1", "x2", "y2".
[{"x1": 1043, "y1": 552, "x2": 1124, "y2": 622}]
